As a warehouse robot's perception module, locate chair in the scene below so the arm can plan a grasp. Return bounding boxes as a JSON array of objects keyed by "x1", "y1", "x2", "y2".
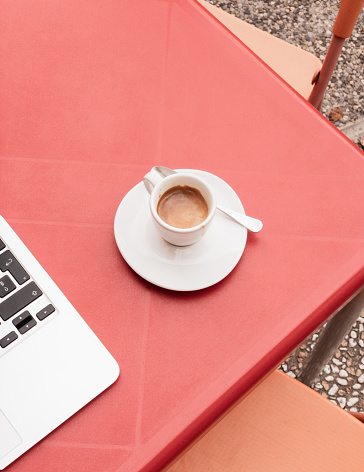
[
  {"x1": 166, "y1": 369, "x2": 364, "y2": 471},
  {"x1": 197, "y1": 0, "x2": 364, "y2": 109}
]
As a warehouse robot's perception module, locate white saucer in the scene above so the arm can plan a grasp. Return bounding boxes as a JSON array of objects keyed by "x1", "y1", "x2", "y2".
[{"x1": 114, "y1": 170, "x2": 247, "y2": 291}]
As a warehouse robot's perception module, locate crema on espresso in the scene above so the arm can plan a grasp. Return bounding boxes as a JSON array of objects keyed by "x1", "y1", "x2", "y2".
[{"x1": 157, "y1": 185, "x2": 208, "y2": 229}]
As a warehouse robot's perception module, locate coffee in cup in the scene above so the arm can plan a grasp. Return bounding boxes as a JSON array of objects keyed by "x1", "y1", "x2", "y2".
[
  {"x1": 146, "y1": 172, "x2": 216, "y2": 246},
  {"x1": 157, "y1": 185, "x2": 209, "y2": 229}
]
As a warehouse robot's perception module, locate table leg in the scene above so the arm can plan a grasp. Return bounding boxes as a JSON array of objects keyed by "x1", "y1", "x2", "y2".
[{"x1": 297, "y1": 289, "x2": 364, "y2": 386}]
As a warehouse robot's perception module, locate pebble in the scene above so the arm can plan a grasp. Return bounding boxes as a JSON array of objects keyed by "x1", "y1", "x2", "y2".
[
  {"x1": 329, "y1": 384, "x2": 339, "y2": 396},
  {"x1": 338, "y1": 397, "x2": 346, "y2": 408},
  {"x1": 347, "y1": 397, "x2": 359, "y2": 407},
  {"x1": 337, "y1": 378, "x2": 348, "y2": 386}
]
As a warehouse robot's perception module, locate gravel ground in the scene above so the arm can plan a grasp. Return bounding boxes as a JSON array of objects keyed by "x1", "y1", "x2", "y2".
[
  {"x1": 206, "y1": 0, "x2": 364, "y2": 147},
  {"x1": 207, "y1": 0, "x2": 364, "y2": 411},
  {"x1": 281, "y1": 313, "x2": 364, "y2": 413}
]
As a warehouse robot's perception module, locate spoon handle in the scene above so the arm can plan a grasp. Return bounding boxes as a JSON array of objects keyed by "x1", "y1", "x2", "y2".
[{"x1": 217, "y1": 204, "x2": 263, "y2": 232}]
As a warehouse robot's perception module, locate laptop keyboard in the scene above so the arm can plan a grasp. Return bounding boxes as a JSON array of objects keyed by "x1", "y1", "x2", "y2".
[{"x1": 0, "y1": 237, "x2": 57, "y2": 355}]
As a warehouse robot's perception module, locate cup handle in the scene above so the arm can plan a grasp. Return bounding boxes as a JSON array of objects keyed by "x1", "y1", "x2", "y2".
[{"x1": 143, "y1": 167, "x2": 168, "y2": 194}]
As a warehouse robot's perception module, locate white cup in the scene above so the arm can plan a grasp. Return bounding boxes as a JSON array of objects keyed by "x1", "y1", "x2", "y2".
[{"x1": 143, "y1": 170, "x2": 216, "y2": 246}]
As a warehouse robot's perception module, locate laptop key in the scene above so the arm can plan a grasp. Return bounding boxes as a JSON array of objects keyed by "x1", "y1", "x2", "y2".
[
  {"x1": 0, "y1": 281, "x2": 43, "y2": 321},
  {"x1": 0, "y1": 331, "x2": 18, "y2": 348},
  {"x1": 0, "y1": 275, "x2": 16, "y2": 298},
  {"x1": 0, "y1": 250, "x2": 30, "y2": 284},
  {"x1": 36, "y1": 304, "x2": 55, "y2": 321},
  {"x1": 12, "y1": 311, "x2": 37, "y2": 334},
  {"x1": 0, "y1": 239, "x2": 5, "y2": 251}
]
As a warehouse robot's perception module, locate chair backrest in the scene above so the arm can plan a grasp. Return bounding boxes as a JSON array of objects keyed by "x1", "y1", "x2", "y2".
[
  {"x1": 197, "y1": 0, "x2": 363, "y2": 110},
  {"x1": 309, "y1": 0, "x2": 364, "y2": 108},
  {"x1": 166, "y1": 370, "x2": 364, "y2": 471}
]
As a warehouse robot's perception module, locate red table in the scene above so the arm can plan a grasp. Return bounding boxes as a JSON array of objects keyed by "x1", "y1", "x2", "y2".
[{"x1": 1, "y1": 1, "x2": 364, "y2": 471}]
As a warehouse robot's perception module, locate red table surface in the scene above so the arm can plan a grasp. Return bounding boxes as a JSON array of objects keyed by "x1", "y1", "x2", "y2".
[{"x1": 1, "y1": 1, "x2": 364, "y2": 471}]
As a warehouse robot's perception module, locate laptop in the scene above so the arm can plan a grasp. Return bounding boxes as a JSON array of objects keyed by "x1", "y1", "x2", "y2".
[{"x1": 0, "y1": 215, "x2": 119, "y2": 469}]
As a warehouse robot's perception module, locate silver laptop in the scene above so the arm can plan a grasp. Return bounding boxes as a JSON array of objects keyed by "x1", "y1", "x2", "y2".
[{"x1": 0, "y1": 216, "x2": 119, "y2": 469}]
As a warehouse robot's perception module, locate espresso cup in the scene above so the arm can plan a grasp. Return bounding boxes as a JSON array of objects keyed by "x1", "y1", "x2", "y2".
[{"x1": 145, "y1": 171, "x2": 216, "y2": 246}]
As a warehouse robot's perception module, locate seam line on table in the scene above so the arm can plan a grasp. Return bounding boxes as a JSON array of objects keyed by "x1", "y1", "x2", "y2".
[
  {"x1": 5, "y1": 220, "x2": 364, "y2": 243},
  {"x1": 1, "y1": 156, "x2": 363, "y2": 181},
  {"x1": 155, "y1": 0, "x2": 172, "y2": 164},
  {"x1": 261, "y1": 233, "x2": 364, "y2": 243},
  {"x1": 44, "y1": 440, "x2": 133, "y2": 451},
  {"x1": 0, "y1": 155, "x2": 150, "y2": 169},
  {"x1": 4, "y1": 218, "x2": 113, "y2": 229},
  {"x1": 134, "y1": 290, "x2": 152, "y2": 449}
]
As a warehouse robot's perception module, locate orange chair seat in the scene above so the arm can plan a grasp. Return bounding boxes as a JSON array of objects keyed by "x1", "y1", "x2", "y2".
[
  {"x1": 198, "y1": 1, "x2": 322, "y2": 100},
  {"x1": 167, "y1": 370, "x2": 364, "y2": 471}
]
